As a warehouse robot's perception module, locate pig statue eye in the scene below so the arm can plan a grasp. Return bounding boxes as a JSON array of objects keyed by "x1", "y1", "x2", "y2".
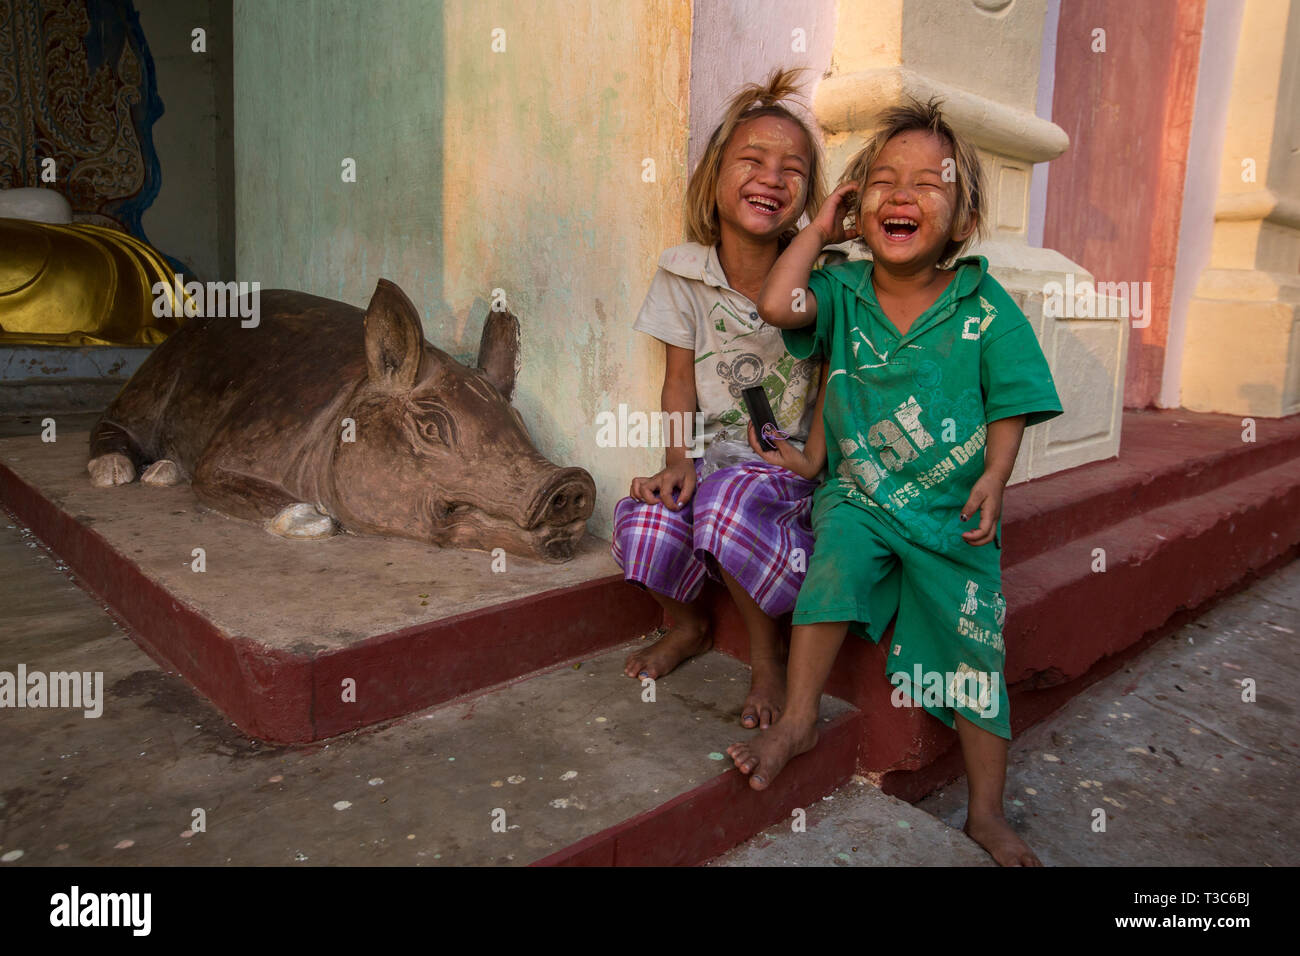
[
  {"x1": 418, "y1": 419, "x2": 445, "y2": 444},
  {"x1": 409, "y1": 398, "x2": 459, "y2": 447}
]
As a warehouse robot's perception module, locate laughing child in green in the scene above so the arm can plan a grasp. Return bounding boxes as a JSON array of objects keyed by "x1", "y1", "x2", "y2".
[{"x1": 731, "y1": 98, "x2": 1061, "y2": 866}]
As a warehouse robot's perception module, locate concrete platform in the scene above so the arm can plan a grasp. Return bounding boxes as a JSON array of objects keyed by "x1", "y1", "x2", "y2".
[
  {"x1": 2, "y1": 407, "x2": 1297, "y2": 823},
  {"x1": 1, "y1": 425, "x2": 1294, "y2": 867},
  {"x1": 0, "y1": 426, "x2": 660, "y2": 742},
  {"x1": 0, "y1": 513, "x2": 856, "y2": 866}
]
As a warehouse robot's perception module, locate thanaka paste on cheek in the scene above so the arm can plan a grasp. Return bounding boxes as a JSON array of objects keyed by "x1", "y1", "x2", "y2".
[
  {"x1": 915, "y1": 189, "x2": 955, "y2": 232},
  {"x1": 786, "y1": 172, "x2": 807, "y2": 212},
  {"x1": 719, "y1": 160, "x2": 752, "y2": 188},
  {"x1": 736, "y1": 119, "x2": 811, "y2": 207},
  {"x1": 859, "y1": 188, "x2": 883, "y2": 219}
]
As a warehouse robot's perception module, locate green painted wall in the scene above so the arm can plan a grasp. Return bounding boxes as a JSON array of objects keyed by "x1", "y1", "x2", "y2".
[{"x1": 233, "y1": 0, "x2": 447, "y2": 315}]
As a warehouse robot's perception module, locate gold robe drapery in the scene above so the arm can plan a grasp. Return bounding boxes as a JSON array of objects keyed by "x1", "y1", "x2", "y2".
[{"x1": 0, "y1": 217, "x2": 186, "y2": 346}]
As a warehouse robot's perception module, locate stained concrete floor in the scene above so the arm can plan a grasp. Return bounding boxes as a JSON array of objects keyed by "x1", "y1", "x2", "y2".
[{"x1": 917, "y1": 560, "x2": 1299, "y2": 866}]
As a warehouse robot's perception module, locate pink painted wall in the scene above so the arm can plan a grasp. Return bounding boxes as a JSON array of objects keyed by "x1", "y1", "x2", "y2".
[{"x1": 1043, "y1": 0, "x2": 1205, "y2": 409}]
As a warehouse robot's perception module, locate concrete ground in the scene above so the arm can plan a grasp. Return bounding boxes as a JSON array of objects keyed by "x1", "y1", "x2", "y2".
[
  {"x1": 709, "y1": 776, "x2": 995, "y2": 866},
  {"x1": 918, "y1": 558, "x2": 1298, "y2": 866},
  {"x1": 713, "y1": 559, "x2": 1299, "y2": 866}
]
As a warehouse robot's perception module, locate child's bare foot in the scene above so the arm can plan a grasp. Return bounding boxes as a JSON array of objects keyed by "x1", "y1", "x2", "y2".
[
  {"x1": 624, "y1": 622, "x2": 712, "y2": 679},
  {"x1": 740, "y1": 657, "x2": 786, "y2": 729},
  {"x1": 727, "y1": 714, "x2": 818, "y2": 790},
  {"x1": 964, "y1": 810, "x2": 1043, "y2": 866}
]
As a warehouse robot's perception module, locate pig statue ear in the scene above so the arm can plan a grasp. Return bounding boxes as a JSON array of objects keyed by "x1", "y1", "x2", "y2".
[
  {"x1": 477, "y1": 310, "x2": 520, "y2": 402},
  {"x1": 364, "y1": 279, "x2": 425, "y2": 391}
]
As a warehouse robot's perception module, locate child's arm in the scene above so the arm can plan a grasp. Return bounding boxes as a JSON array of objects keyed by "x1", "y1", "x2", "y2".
[
  {"x1": 959, "y1": 414, "x2": 1026, "y2": 546},
  {"x1": 747, "y1": 361, "x2": 830, "y2": 480},
  {"x1": 757, "y1": 182, "x2": 859, "y2": 329},
  {"x1": 629, "y1": 343, "x2": 700, "y2": 511}
]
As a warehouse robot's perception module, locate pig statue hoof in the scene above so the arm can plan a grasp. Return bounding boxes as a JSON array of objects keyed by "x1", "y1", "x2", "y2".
[
  {"x1": 140, "y1": 459, "x2": 183, "y2": 486},
  {"x1": 269, "y1": 502, "x2": 337, "y2": 539},
  {"x1": 87, "y1": 453, "x2": 136, "y2": 487}
]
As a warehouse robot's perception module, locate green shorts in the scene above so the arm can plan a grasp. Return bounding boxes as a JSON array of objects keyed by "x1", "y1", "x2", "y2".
[{"x1": 794, "y1": 491, "x2": 1011, "y2": 739}]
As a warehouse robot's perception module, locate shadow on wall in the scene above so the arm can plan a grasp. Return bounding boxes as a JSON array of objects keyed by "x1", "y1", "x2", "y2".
[{"x1": 135, "y1": 0, "x2": 236, "y2": 282}]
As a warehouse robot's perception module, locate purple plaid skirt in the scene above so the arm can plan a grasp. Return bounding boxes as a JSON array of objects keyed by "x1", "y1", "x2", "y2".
[{"x1": 611, "y1": 460, "x2": 817, "y2": 617}]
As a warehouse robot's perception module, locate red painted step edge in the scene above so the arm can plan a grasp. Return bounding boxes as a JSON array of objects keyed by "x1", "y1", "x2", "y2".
[
  {"x1": 531, "y1": 709, "x2": 863, "y2": 867},
  {"x1": 1002, "y1": 410, "x2": 1300, "y2": 568},
  {"x1": 0, "y1": 457, "x2": 661, "y2": 743}
]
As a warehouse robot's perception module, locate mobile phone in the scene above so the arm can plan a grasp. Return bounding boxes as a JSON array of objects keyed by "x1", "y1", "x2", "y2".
[{"x1": 742, "y1": 386, "x2": 781, "y2": 451}]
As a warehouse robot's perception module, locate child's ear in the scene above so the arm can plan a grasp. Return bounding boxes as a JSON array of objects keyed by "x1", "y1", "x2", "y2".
[{"x1": 952, "y1": 209, "x2": 979, "y2": 244}]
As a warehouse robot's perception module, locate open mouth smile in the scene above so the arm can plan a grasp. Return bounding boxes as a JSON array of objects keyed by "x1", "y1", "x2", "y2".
[
  {"x1": 881, "y1": 217, "x2": 919, "y2": 240},
  {"x1": 745, "y1": 195, "x2": 784, "y2": 216}
]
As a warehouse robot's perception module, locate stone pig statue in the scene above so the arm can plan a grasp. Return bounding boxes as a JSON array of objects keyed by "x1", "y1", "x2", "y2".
[{"x1": 87, "y1": 279, "x2": 595, "y2": 563}]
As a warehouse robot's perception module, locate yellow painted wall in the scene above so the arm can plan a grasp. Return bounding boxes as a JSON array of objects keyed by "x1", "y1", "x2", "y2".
[{"x1": 440, "y1": 2, "x2": 692, "y2": 538}]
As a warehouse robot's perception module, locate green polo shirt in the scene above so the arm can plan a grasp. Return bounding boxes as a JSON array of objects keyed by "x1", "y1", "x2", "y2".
[{"x1": 784, "y1": 255, "x2": 1062, "y2": 556}]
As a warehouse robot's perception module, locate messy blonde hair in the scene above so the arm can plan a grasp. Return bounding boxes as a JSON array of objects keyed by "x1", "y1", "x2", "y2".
[
  {"x1": 840, "y1": 96, "x2": 986, "y2": 264},
  {"x1": 684, "y1": 67, "x2": 827, "y2": 248}
]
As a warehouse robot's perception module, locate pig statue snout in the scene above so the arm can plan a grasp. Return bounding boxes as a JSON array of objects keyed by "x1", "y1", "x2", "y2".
[{"x1": 526, "y1": 468, "x2": 596, "y2": 560}]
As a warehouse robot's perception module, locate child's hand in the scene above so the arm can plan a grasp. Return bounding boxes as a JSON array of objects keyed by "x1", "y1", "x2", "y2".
[
  {"x1": 959, "y1": 474, "x2": 1006, "y2": 546},
  {"x1": 747, "y1": 421, "x2": 819, "y2": 480},
  {"x1": 630, "y1": 459, "x2": 697, "y2": 512},
  {"x1": 810, "y1": 181, "x2": 860, "y2": 245}
]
